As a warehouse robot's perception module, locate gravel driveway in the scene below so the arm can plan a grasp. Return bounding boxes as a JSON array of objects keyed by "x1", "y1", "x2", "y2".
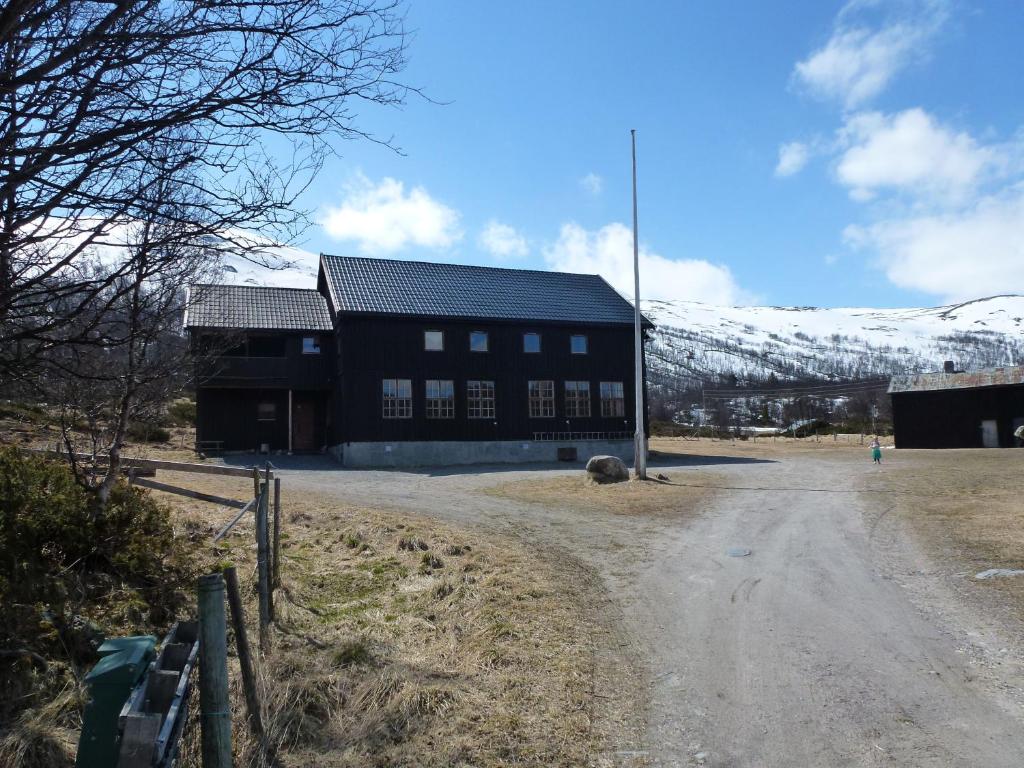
[{"x1": 262, "y1": 450, "x2": 1024, "y2": 767}]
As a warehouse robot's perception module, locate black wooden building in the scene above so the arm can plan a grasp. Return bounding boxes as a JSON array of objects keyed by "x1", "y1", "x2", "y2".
[
  {"x1": 889, "y1": 365, "x2": 1024, "y2": 449},
  {"x1": 186, "y1": 255, "x2": 650, "y2": 466}
]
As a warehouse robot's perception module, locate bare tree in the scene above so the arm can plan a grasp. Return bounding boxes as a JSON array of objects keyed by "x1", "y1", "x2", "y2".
[{"x1": 0, "y1": 0, "x2": 411, "y2": 383}]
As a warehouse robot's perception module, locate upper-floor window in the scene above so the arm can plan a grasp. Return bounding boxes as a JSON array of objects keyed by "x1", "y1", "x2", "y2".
[
  {"x1": 470, "y1": 331, "x2": 489, "y2": 352},
  {"x1": 257, "y1": 402, "x2": 276, "y2": 421},
  {"x1": 565, "y1": 381, "x2": 591, "y2": 417},
  {"x1": 528, "y1": 380, "x2": 555, "y2": 418},
  {"x1": 302, "y1": 336, "x2": 321, "y2": 355},
  {"x1": 425, "y1": 379, "x2": 455, "y2": 419},
  {"x1": 570, "y1": 334, "x2": 588, "y2": 354},
  {"x1": 523, "y1": 332, "x2": 541, "y2": 354},
  {"x1": 600, "y1": 381, "x2": 625, "y2": 417},
  {"x1": 247, "y1": 335, "x2": 287, "y2": 357},
  {"x1": 467, "y1": 380, "x2": 496, "y2": 419},
  {"x1": 424, "y1": 330, "x2": 444, "y2": 351},
  {"x1": 382, "y1": 378, "x2": 413, "y2": 419}
]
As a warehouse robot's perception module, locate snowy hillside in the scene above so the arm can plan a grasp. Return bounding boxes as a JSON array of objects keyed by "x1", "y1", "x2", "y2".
[{"x1": 645, "y1": 295, "x2": 1024, "y2": 387}]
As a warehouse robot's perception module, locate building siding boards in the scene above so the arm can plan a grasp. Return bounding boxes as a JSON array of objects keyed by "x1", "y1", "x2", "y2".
[
  {"x1": 333, "y1": 317, "x2": 644, "y2": 444},
  {"x1": 891, "y1": 384, "x2": 1024, "y2": 449}
]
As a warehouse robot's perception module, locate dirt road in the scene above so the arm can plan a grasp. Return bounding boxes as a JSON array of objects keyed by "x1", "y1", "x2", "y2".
[{"x1": 274, "y1": 450, "x2": 1024, "y2": 767}]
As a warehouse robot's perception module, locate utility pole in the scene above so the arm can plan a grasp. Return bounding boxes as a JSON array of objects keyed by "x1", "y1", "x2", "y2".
[{"x1": 631, "y1": 129, "x2": 647, "y2": 479}]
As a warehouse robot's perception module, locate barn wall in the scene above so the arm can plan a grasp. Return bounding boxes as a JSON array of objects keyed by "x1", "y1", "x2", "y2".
[
  {"x1": 334, "y1": 316, "x2": 647, "y2": 444},
  {"x1": 892, "y1": 384, "x2": 1024, "y2": 448}
]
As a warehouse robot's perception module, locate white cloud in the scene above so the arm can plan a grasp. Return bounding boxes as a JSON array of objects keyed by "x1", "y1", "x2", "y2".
[
  {"x1": 580, "y1": 172, "x2": 604, "y2": 196},
  {"x1": 478, "y1": 220, "x2": 528, "y2": 260},
  {"x1": 321, "y1": 174, "x2": 461, "y2": 254},
  {"x1": 775, "y1": 142, "x2": 811, "y2": 177},
  {"x1": 844, "y1": 189, "x2": 1024, "y2": 301},
  {"x1": 836, "y1": 109, "x2": 997, "y2": 200},
  {"x1": 794, "y1": 1, "x2": 948, "y2": 109},
  {"x1": 543, "y1": 222, "x2": 755, "y2": 305}
]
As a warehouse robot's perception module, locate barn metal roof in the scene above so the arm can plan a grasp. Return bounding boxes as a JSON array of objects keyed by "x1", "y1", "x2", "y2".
[
  {"x1": 888, "y1": 365, "x2": 1024, "y2": 394},
  {"x1": 185, "y1": 284, "x2": 333, "y2": 331},
  {"x1": 319, "y1": 254, "x2": 648, "y2": 326}
]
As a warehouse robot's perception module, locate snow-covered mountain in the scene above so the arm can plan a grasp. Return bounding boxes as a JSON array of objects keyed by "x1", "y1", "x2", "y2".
[{"x1": 645, "y1": 295, "x2": 1024, "y2": 388}]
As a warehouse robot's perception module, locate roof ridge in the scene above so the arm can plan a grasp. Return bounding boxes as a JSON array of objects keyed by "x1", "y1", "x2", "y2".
[
  {"x1": 319, "y1": 253, "x2": 601, "y2": 280},
  {"x1": 191, "y1": 283, "x2": 323, "y2": 293}
]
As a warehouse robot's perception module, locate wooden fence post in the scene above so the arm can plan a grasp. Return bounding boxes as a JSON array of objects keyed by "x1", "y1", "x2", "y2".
[
  {"x1": 272, "y1": 477, "x2": 282, "y2": 589},
  {"x1": 256, "y1": 484, "x2": 271, "y2": 650},
  {"x1": 223, "y1": 566, "x2": 265, "y2": 747},
  {"x1": 251, "y1": 467, "x2": 260, "y2": 503},
  {"x1": 197, "y1": 573, "x2": 232, "y2": 768}
]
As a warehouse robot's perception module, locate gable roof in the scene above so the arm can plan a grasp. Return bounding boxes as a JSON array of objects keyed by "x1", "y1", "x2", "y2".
[
  {"x1": 319, "y1": 254, "x2": 650, "y2": 326},
  {"x1": 185, "y1": 284, "x2": 333, "y2": 331},
  {"x1": 889, "y1": 365, "x2": 1024, "y2": 394}
]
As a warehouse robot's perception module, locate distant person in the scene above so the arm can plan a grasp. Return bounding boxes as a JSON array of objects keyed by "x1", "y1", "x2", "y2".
[{"x1": 870, "y1": 436, "x2": 882, "y2": 464}]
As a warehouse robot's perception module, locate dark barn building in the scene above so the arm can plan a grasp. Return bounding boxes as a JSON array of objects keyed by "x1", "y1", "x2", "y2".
[
  {"x1": 889, "y1": 365, "x2": 1024, "y2": 449},
  {"x1": 186, "y1": 255, "x2": 650, "y2": 466}
]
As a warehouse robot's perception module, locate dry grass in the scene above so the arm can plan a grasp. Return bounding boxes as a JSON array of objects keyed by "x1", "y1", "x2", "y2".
[
  {"x1": 144, "y1": 471, "x2": 643, "y2": 767},
  {"x1": 868, "y1": 449, "x2": 1024, "y2": 607},
  {"x1": 484, "y1": 471, "x2": 715, "y2": 518}
]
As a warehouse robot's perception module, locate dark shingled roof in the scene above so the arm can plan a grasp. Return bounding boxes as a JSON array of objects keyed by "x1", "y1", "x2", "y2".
[
  {"x1": 889, "y1": 365, "x2": 1024, "y2": 394},
  {"x1": 319, "y1": 254, "x2": 647, "y2": 326},
  {"x1": 186, "y1": 284, "x2": 333, "y2": 331}
]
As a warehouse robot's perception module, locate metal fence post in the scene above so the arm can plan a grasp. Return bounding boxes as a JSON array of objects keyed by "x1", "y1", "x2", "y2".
[{"x1": 197, "y1": 573, "x2": 231, "y2": 768}]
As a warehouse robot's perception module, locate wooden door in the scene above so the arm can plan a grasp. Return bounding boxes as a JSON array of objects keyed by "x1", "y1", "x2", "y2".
[{"x1": 293, "y1": 397, "x2": 317, "y2": 451}]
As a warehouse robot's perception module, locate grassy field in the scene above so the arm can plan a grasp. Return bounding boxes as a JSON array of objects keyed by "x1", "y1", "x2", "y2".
[{"x1": 147, "y1": 471, "x2": 644, "y2": 767}]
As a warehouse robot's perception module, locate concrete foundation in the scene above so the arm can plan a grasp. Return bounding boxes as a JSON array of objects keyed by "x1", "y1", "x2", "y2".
[{"x1": 331, "y1": 439, "x2": 637, "y2": 468}]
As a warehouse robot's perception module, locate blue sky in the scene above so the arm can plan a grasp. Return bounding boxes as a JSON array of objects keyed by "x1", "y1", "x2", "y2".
[{"x1": 291, "y1": 0, "x2": 1024, "y2": 309}]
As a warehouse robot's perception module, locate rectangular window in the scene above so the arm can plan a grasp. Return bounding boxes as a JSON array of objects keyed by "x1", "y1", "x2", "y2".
[
  {"x1": 257, "y1": 402, "x2": 276, "y2": 421},
  {"x1": 425, "y1": 379, "x2": 455, "y2": 419},
  {"x1": 467, "y1": 380, "x2": 495, "y2": 419},
  {"x1": 528, "y1": 380, "x2": 555, "y2": 418},
  {"x1": 302, "y1": 336, "x2": 321, "y2": 355},
  {"x1": 523, "y1": 332, "x2": 541, "y2": 353},
  {"x1": 382, "y1": 378, "x2": 413, "y2": 419},
  {"x1": 600, "y1": 381, "x2": 625, "y2": 417},
  {"x1": 247, "y1": 335, "x2": 287, "y2": 357},
  {"x1": 424, "y1": 330, "x2": 444, "y2": 351},
  {"x1": 570, "y1": 334, "x2": 588, "y2": 354},
  {"x1": 470, "y1": 330, "x2": 489, "y2": 352},
  {"x1": 565, "y1": 381, "x2": 591, "y2": 417}
]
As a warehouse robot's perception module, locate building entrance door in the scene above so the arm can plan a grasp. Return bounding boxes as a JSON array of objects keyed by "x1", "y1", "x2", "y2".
[
  {"x1": 980, "y1": 419, "x2": 999, "y2": 448},
  {"x1": 293, "y1": 396, "x2": 317, "y2": 451}
]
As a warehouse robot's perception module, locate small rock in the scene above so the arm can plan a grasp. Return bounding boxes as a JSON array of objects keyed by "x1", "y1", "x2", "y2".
[
  {"x1": 585, "y1": 455, "x2": 629, "y2": 484},
  {"x1": 656, "y1": 473, "x2": 670, "y2": 481},
  {"x1": 975, "y1": 568, "x2": 1024, "y2": 580}
]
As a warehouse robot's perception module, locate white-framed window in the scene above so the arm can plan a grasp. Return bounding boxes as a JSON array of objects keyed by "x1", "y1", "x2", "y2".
[
  {"x1": 523, "y1": 332, "x2": 541, "y2": 353},
  {"x1": 570, "y1": 334, "x2": 588, "y2": 354},
  {"x1": 424, "y1": 330, "x2": 444, "y2": 351},
  {"x1": 528, "y1": 380, "x2": 555, "y2": 418},
  {"x1": 467, "y1": 380, "x2": 495, "y2": 419},
  {"x1": 565, "y1": 381, "x2": 591, "y2": 417},
  {"x1": 257, "y1": 402, "x2": 276, "y2": 421},
  {"x1": 382, "y1": 378, "x2": 413, "y2": 419},
  {"x1": 470, "y1": 330, "x2": 489, "y2": 352},
  {"x1": 302, "y1": 335, "x2": 321, "y2": 355},
  {"x1": 425, "y1": 379, "x2": 455, "y2": 419},
  {"x1": 600, "y1": 381, "x2": 625, "y2": 417}
]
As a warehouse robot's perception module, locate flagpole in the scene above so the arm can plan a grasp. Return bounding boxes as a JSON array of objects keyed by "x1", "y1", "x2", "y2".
[{"x1": 631, "y1": 129, "x2": 647, "y2": 479}]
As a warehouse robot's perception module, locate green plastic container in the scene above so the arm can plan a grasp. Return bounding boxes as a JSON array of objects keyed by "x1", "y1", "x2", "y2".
[{"x1": 76, "y1": 635, "x2": 157, "y2": 768}]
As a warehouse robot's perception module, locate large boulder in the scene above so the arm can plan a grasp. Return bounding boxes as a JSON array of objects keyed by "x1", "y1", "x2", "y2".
[{"x1": 585, "y1": 455, "x2": 629, "y2": 484}]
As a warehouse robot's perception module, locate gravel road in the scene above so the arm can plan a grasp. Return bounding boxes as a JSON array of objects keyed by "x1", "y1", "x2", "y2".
[{"x1": 270, "y1": 450, "x2": 1024, "y2": 767}]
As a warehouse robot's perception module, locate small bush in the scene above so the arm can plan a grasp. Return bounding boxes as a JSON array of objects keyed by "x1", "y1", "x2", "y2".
[
  {"x1": 0, "y1": 448, "x2": 193, "y2": 725},
  {"x1": 167, "y1": 399, "x2": 196, "y2": 427},
  {"x1": 126, "y1": 421, "x2": 172, "y2": 443}
]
